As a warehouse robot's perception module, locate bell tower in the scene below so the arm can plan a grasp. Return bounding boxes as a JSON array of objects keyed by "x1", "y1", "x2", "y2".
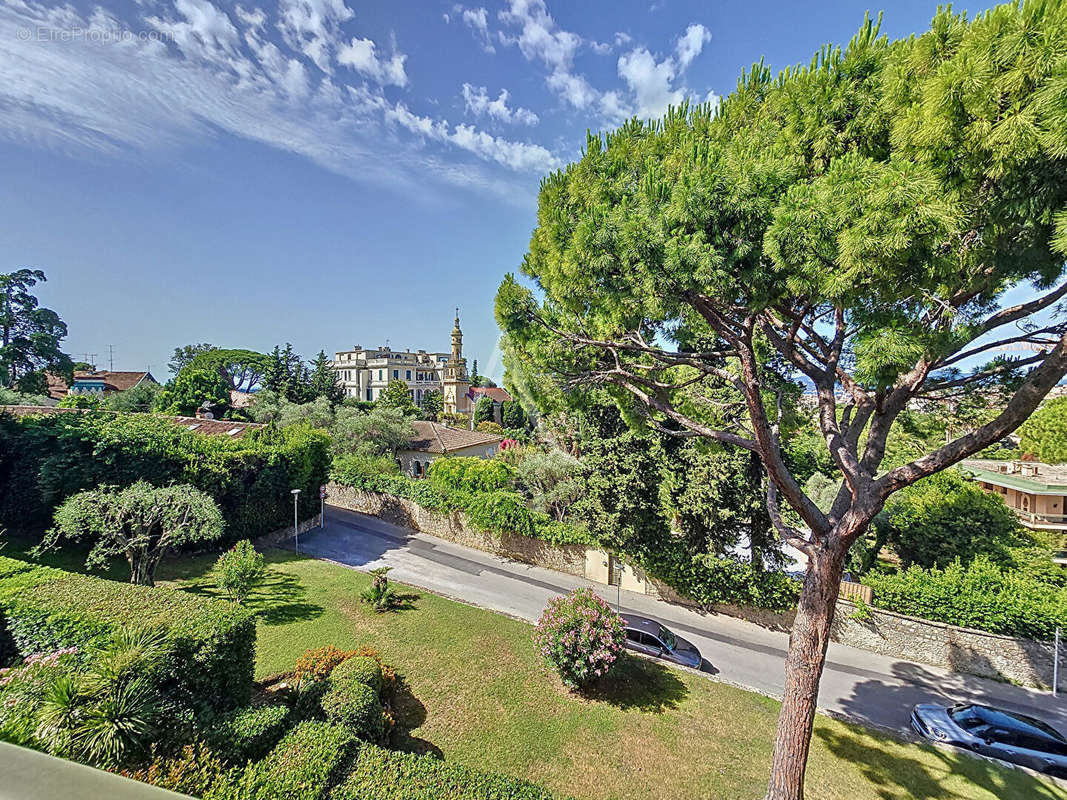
[{"x1": 442, "y1": 309, "x2": 471, "y2": 416}]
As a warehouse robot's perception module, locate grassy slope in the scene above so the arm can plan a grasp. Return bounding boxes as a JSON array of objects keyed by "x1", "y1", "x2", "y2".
[{"x1": 5, "y1": 535, "x2": 1063, "y2": 800}]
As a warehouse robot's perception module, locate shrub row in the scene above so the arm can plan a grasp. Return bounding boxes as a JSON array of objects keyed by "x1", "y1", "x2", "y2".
[
  {"x1": 0, "y1": 555, "x2": 255, "y2": 709},
  {"x1": 330, "y1": 457, "x2": 596, "y2": 548},
  {"x1": 331, "y1": 743, "x2": 561, "y2": 800},
  {"x1": 205, "y1": 704, "x2": 291, "y2": 764},
  {"x1": 0, "y1": 411, "x2": 330, "y2": 544},
  {"x1": 863, "y1": 555, "x2": 1067, "y2": 639},
  {"x1": 207, "y1": 721, "x2": 358, "y2": 800}
]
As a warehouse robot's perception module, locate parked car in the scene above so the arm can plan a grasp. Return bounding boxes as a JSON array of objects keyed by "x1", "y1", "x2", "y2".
[
  {"x1": 911, "y1": 703, "x2": 1067, "y2": 777},
  {"x1": 620, "y1": 613, "x2": 703, "y2": 670}
]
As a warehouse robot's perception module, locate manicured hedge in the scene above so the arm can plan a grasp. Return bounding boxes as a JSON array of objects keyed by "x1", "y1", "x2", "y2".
[
  {"x1": 331, "y1": 655, "x2": 383, "y2": 694},
  {"x1": 0, "y1": 411, "x2": 330, "y2": 544},
  {"x1": 863, "y1": 555, "x2": 1067, "y2": 639},
  {"x1": 209, "y1": 721, "x2": 357, "y2": 800},
  {"x1": 205, "y1": 704, "x2": 291, "y2": 763},
  {"x1": 320, "y1": 680, "x2": 385, "y2": 741},
  {"x1": 331, "y1": 743, "x2": 561, "y2": 800},
  {"x1": 0, "y1": 556, "x2": 255, "y2": 708}
]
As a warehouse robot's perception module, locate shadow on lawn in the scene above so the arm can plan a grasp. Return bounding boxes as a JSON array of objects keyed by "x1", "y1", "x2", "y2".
[
  {"x1": 180, "y1": 564, "x2": 324, "y2": 625},
  {"x1": 821, "y1": 660, "x2": 1067, "y2": 800},
  {"x1": 585, "y1": 653, "x2": 689, "y2": 713},
  {"x1": 815, "y1": 725, "x2": 1064, "y2": 800},
  {"x1": 389, "y1": 676, "x2": 443, "y2": 759}
]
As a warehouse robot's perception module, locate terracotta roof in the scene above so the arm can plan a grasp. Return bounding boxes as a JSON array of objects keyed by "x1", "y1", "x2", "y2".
[
  {"x1": 467, "y1": 386, "x2": 512, "y2": 403},
  {"x1": 0, "y1": 406, "x2": 261, "y2": 439},
  {"x1": 404, "y1": 420, "x2": 504, "y2": 454},
  {"x1": 46, "y1": 373, "x2": 68, "y2": 400},
  {"x1": 46, "y1": 371, "x2": 158, "y2": 398}
]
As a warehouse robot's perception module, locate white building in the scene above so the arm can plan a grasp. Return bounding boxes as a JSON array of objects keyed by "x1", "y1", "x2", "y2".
[{"x1": 331, "y1": 313, "x2": 472, "y2": 413}]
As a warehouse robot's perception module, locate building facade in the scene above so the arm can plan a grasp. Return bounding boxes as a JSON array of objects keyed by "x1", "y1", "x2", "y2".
[
  {"x1": 397, "y1": 420, "x2": 503, "y2": 478},
  {"x1": 963, "y1": 459, "x2": 1067, "y2": 532},
  {"x1": 331, "y1": 314, "x2": 471, "y2": 412}
]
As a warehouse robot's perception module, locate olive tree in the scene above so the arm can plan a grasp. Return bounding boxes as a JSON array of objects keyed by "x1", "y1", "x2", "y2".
[
  {"x1": 496, "y1": 6, "x2": 1067, "y2": 798},
  {"x1": 40, "y1": 481, "x2": 224, "y2": 585}
]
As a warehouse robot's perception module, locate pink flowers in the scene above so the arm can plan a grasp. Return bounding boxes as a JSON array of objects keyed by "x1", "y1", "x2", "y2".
[
  {"x1": 0, "y1": 646, "x2": 79, "y2": 687},
  {"x1": 534, "y1": 587, "x2": 625, "y2": 691}
]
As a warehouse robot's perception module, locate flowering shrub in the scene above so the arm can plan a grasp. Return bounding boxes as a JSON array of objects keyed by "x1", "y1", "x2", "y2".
[
  {"x1": 294, "y1": 645, "x2": 358, "y2": 682},
  {"x1": 534, "y1": 588, "x2": 624, "y2": 691}
]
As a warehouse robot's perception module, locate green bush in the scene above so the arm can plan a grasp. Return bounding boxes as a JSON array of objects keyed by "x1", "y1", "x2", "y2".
[
  {"x1": 205, "y1": 704, "x2": 291, "y2": 763},
  {"x1": 208, "y1": 721, "x2": 357, "y2": 800},
  {"x1": 0, "y1": 556, "x2": 255, "y2": 709},
  {"x1": 331, "y1": 743, "x2": 560, "y2": 800},
  {"x1": 330, "y1": 656, "x2": 383, "y2": 694},
  {"x1": 320, "y1": 679, "x2": 385, "y2": 740},
  {"x1": 864, "y1": 555, "x2": 1067, "y2": 639},
  {"x1": 0, "y1": 411, "x2": 330, "y2": 545},
  {"x1": 212, "y1": 540, "x2": 267, "y2": 604},
  {"x1": 427, "y1": 457, "x2": 514, "y2": 493}
]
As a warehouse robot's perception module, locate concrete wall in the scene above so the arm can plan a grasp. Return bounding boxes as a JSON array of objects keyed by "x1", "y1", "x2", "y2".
[{"x1": 326, "y1": 483, "x2": 588, "y2": 578}]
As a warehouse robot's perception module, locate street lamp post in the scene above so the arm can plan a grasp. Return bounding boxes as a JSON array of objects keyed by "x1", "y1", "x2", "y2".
[{"x1": 291, "y1": 489, "x2": 301, "y2": 554}]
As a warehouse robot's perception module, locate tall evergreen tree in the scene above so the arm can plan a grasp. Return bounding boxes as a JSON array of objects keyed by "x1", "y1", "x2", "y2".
[
  {"x1": 0, "y1": 269, "x2": 72, "y2": 390},
  {"x1": 309, "y1": 350, "x2": 344, "y2": 405}
]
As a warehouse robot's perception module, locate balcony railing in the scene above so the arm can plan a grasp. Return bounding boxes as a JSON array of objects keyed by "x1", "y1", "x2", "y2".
[{"x1": 1013, "y1": 509, "x2": 1067, "y2": 526}]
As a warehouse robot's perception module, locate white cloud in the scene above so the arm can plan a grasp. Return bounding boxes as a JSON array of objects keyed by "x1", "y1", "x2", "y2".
[
  {"x1": 387, "y1": 102, "x2": 557, "y2": 172},
  {"x1": 276, "y1": 0, "x2": 354, "y2": 73},
  {"x1": 337, "y1": 37, "x2": 408, "y2": 87},
  {"x1": 599, "y1": 90, "x2": 630, "y2": 125},
  {"x1": 462, "y1": 84, "x2": 538, "y2": 125},
  {"x1": 147, "y1": 0, "x2": 241, "y2": 64},
  {"x1": 676, "y1": 23, "x2": 710, "y2": 70},
  {"x1": 455, "y1": 5, "x2": 495, "y2": 53},
  {"x1": 617, "y1": 22, "x2": 712, "y2": 119},
  {"x1": 617, "y1": 47, "x2": 680, "y2": 119},
  {"x1": 0, "y1": 0, "x2": 555, "y2": 205},
  {"x1": 497, "y1": 0, "x2": 593, "y2": 109},
  {"x1": 588, "y1": 40, "x2": 612, "y2": 56}
]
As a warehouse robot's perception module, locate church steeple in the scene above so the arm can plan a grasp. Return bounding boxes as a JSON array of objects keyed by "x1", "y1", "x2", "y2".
[
  {"x1": 442, "y1": 308, "x2": 471, "y2": 417},
  {"x1": 451, "y1": 309, "x2": 463, "y2": 363}
]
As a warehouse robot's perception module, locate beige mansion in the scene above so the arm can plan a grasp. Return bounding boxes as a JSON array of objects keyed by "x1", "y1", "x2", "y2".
[{"x1": 331, "y1": 314, "x2": 472, "y2": 415}]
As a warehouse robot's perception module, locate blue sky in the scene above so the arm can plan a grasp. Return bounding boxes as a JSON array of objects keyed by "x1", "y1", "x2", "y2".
[{"x1": 0, "y1": 0, "x2": 982, "y2": 380}]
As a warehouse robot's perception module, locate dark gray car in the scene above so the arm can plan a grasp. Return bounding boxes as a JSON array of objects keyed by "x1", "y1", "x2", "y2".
[
  {"x1": 911, "y1": 703, "x2": 1067, "y2": 777},
  {"x1": 620, "y1": 613, "x2": 702, "y2": 670}
]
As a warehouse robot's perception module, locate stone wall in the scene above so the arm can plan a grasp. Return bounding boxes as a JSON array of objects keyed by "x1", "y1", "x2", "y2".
[
  {"x1": 832, "y1": 600, "x2": 1065, "y2": 692},
  {"x1": 255, "y1": 514, "x2": 322, "y2": 548},
  {"x1": 325, "y1": 483, "x2": 588, "y2": 578}
]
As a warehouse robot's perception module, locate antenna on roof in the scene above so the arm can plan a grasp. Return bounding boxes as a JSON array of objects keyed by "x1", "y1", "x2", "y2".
[{"x1": 107, "y1": 344, "x2": 114, "y2": 372}]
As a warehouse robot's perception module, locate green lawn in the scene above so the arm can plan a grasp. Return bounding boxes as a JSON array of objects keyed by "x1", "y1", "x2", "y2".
[{"x1": 4, "y1": 535, "x2": 1063, "y2": 800}]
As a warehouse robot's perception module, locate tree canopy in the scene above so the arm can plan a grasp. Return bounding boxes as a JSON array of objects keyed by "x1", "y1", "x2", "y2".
[
  {"x1": 41, "y1": 481, "x2": 224, "y2": 586},
  {"x1": 1018, "y1": 396, "x2": 1067, "y2": 462},
  {"x1": 186, "y1": 348, "x2": 270, "y2": 394},
  {"x1": 377, "y1": 379, "x2": 418, "y2": 416},
  {"x1": 495, "y1": 5, "x2": 1067, "y2": 798},
  {"x1": 0, "y1": 269, "x2": 72, "y2": 391}
]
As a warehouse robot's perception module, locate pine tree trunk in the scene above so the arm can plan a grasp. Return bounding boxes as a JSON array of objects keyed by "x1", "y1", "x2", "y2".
[{"x1": 764, "y1": 543, "x2": 845, "y2": 800}]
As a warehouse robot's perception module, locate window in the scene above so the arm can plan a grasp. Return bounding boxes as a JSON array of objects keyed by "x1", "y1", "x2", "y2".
[
  {"x1": 367, "y1": 389, "x2": 373, "y2": 401},
  {"x1": 393, "y1": 369, "x2": 399, "y2": 379},
  {"x1": 377, "y1": 369, "x2": 383, "y2": 380},
  {"x1": 406, "y1": 370, "x2": 411, "y2": 380}
]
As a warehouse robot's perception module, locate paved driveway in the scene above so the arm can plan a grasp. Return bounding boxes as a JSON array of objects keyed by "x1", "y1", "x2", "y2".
[{"x1": 293, "y1": 505, "x2": 1067, "y2": 736}]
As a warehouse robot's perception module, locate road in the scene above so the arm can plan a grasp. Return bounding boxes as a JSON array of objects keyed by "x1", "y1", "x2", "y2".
[{"x1": 294, "y1": 505, "x2": 1067, "y2": 736}]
